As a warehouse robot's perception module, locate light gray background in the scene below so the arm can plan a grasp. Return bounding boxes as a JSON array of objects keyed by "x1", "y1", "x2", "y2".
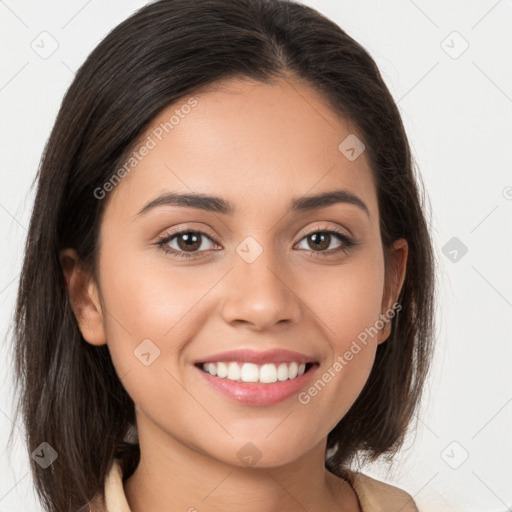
[{"x1": 1, "y1": 1, "x2": 511, "y2": 511}]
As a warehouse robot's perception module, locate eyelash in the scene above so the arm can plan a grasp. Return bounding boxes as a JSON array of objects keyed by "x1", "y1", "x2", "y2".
[{"x1": 155, "y1": 226, "x2": 358, "y2": 260}]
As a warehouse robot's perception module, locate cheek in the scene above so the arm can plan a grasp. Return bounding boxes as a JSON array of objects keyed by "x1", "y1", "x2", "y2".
[
  {"x1": 97, "y1": 251, "x2": 213, "y2": 431},
  {"x1": 97, "y1": 245, "x2": 231, "y2": 386},
  {"x1": 295, "y1": 251, "x2": 385, "y2": 419},
  {"x1": 96, "y1": 246, "x2": 194, "y2": 364},
  {"x1": 304, "y1": 250, "x2": 385, "y2": 351}
]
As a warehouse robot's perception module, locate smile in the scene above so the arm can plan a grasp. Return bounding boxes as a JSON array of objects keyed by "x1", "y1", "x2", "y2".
[
  {"x1": 199, "y1": 361, "x2": 311, "y2": 383},
  {"x1": 195, "y1": 361, "x2": 319, "y2": 406}
]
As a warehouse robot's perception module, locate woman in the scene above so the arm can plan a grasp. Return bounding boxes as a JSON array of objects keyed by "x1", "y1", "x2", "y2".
[{"x1": 11, "y1": 1, "x2": 436, "y2": 510}]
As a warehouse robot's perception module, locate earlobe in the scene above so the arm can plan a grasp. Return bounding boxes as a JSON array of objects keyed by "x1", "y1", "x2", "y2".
[
  {"x1": 377, "y1": 238, "x2": 408, "y2": 345},
  {"x1": 59, "y1": 248, "x2": 107, "y2": 346}
]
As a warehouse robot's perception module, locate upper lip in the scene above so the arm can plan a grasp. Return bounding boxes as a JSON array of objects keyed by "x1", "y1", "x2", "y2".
[{"x1": 196, "y1": 348, "x2": 317, "y2": 365}]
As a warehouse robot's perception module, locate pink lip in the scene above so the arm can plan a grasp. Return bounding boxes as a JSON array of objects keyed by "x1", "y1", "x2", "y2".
[
  {"x1": 194, "y1": 362, "x2": 319, "y2": 406},
  {"x1": 196, "y1": 348, "x2": 316, "y2": 365}
]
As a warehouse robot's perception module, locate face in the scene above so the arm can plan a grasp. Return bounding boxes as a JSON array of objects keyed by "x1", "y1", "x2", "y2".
[{"x1": 62, "y1": 75, "x2": 407, "y2": 468}]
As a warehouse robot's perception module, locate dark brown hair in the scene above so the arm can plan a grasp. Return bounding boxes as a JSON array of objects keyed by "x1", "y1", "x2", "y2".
[{"x1": 9, "y1": 0, "x2": 436, "y2": 510}]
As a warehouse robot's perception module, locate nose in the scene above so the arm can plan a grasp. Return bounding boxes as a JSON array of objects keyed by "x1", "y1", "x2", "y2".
[{"x1": 219, "y1": 243, "x2": 303, "y2": 331}]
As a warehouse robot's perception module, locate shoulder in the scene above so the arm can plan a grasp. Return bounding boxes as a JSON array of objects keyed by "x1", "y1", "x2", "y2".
[
  {"x1": 343, "y1": 470, "x2": 419, "y2": 512},
  {"x1": 87, "y1": 492, "x2": 107, "y2": 512},
  {"x1": 88, "y1": 459, "x2": 132, "y2": 512}
]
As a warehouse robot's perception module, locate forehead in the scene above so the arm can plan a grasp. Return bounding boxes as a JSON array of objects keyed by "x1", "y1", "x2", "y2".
[{"x1": 104, "y1": 76, "x2": 377, "y2": 222}]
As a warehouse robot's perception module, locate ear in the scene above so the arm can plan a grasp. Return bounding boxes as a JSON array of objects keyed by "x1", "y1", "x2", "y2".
[
  {"x1": 59, "y1": 248, "x2": 107, "y2": 346},
  {"x1": 377, "y1": 238, "x2": 408, "y2": 344}
]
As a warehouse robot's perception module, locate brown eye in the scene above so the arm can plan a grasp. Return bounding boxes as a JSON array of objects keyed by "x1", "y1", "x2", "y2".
[
  {"x1": 175, "y1": 232, "x2": 203, "y2": 252},
  {"x1": 304, "y1": 232, "x2": 334, "y2": 251},
  {"x1": 156, "y1": 230, "x2": 219, "y2": 259},
  {"x1": 295, "y1": 229, "x2": 355, "y2": 256}
]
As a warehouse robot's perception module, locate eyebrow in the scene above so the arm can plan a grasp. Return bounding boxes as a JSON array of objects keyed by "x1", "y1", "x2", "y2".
[{"x1": 136, "y1": 188, "x2": 370, "y2": 218}]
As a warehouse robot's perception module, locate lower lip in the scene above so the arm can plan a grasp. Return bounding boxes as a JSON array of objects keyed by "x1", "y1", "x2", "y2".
[{"x1": 195, "y1": 364, "x2": 318, "y2": 406}]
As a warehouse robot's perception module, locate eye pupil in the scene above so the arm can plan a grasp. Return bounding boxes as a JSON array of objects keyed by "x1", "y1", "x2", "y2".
[
  {"x1": 309, "y1": 232, "x2": 330, "y2": 251},
  {"x1": 177, "y1": 232, "x2": 201, "y2": 251}
]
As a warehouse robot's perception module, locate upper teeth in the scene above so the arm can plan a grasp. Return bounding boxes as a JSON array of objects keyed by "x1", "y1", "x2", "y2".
[{"x1": 202, "y1": 361, "x2": 307, "y2": 383}]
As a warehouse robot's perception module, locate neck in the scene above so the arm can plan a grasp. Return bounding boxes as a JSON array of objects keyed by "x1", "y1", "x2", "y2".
[{"x1": 123, "y1": 415, "x2": 359, "y2": 512}]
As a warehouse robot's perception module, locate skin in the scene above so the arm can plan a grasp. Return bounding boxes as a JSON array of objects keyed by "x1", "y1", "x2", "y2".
[{"x1": 61, "y1": 75, "x2": 407, "y2": 512}]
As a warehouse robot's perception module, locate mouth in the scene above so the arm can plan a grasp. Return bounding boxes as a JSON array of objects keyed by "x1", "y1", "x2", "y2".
[
  {"x1": 195, "y1": 361, "x2": 317, "y2": 384},
  {"x1": 193, "y1": 349, "x2": 320, "y2": 406}
]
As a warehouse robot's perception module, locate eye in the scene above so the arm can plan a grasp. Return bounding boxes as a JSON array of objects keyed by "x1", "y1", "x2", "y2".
[
  {"x1": 155, "y1": 229, "x2": 219, "y2": 259},
  {"x1": 294, "y1": 227, "x2": 357, "y2": 258}
]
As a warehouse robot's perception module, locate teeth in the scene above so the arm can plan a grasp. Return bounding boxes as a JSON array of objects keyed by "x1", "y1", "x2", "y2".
[
  {"x1": 216, "y1": 362, "x2": 228, "y2": 378},
  {"x1": 288, "y1": 362, "x2": 299, "y2": 379},
  {"x1": 201, "y1": 361, "x2": 309, "y2": 383},
  {"x1": 260, "y1": 363, "x2": 277, "y2": 383},
  {"x1": 227, "y1": 361, "x2": 241, "y2": 381}
]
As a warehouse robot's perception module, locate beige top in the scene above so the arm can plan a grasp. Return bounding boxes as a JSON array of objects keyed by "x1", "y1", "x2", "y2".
[{"x1": 89, "y1": 459, "x2": 419, "y2": 512}]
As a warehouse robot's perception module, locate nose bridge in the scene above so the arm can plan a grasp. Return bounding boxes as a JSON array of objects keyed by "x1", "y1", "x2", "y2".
[
  {"x1": 220, "y1": 233, "x2": 302, "y2": 328},
  {"x1": 237, "y1": 236, "x2": 282, "y2": 292}
]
